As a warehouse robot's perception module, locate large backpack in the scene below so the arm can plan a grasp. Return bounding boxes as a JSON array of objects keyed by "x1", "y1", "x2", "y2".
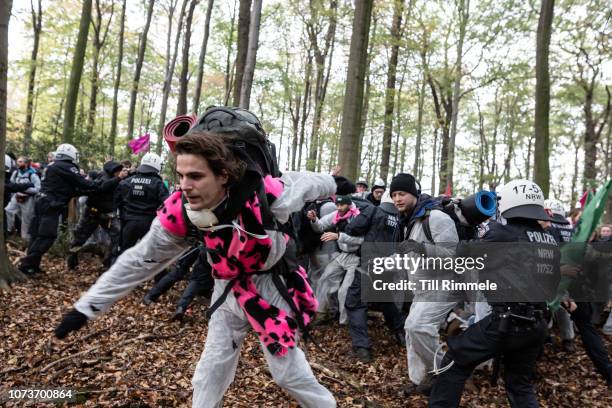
[
  {"x1": 422, "y1": 191, "x2": 497, "y2": 242},
  {"x1": 189, "y1": 106, "x2": 280, "y2": 178}
]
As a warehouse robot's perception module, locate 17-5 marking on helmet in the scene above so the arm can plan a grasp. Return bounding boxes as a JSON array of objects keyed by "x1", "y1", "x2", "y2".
[{"x1": 512, "y1": 183, "x2": 543, "y2": 201}]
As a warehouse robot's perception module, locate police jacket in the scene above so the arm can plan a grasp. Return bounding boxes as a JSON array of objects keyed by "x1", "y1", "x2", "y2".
[
  {"x1": 40, "y1": 159, "x2": 98, "y2": 207},
  {"x1": 345, "y1": 201, "x2": 398, "y2": 243},
  {"x1": 477, "y1": 219, "x2": 560, "y2": 306},
  {"x1": 366, "y1": 192, "x2": 381, "y2": 207},
  {"x1": 114, "y1": 165, "x2": 169, "y2": 221},
  {"x1": 85, "y1": 161, "x2": 123, "y2": 213}
]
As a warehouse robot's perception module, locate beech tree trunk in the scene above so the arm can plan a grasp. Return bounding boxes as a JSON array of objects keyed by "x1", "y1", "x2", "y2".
[
  {"x1": 232, "y1": 0, "x2": 251, "y2": 106},
  {"x1": 86, "y1": 0, "x2": 114, "y2": 140},
  {"x1": 238, "y1": 0, "x2": 262, "y2": 109},
  {"x1": 126, "y1": 0, "x2": 155, "y2": 142},
  {"x1": 156, "y1": 0, "x2": 187, "y2": 154},
  {"x1": 379, "y1": 0, "x2": 404, "y2": 182},
  {"x1": 533, "y1": 0, "x2": 554, "y2": 196},
  {"x1": 306, "y1": 0, "x2": 337, "y2": 171},
  {"x1": 177, "y1": 0, "x2": 198, "y2": 115},
  {"x1": 0, "y1": 0, "x2": 22, "y2": 288},
  {"x1": 192, "y1": 0, "x2": 214, "y2": 113},
  {"x1": 23, "y1": 0, "x2": 42, "y2": 155},
  {"x1": 445, "y1": 0, "x2": 469, "y2": 194},
  {"x1": 109, "y1": 0, "x2": 126, "y2": 157},
  {"x1": 338, "y1": 0, "x2": 374, "y2": 181},
  {"x1": 61, "y1": 0, "x2": 92, "y2": 144}
]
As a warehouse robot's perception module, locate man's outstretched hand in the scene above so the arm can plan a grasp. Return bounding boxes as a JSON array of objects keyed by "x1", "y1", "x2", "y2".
[{"x1": 55, "y1": 309, "x2": 88, "y2": 339}]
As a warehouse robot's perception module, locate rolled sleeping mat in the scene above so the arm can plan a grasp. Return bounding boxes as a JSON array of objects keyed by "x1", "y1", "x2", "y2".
[
  {"x1": 458, "y1": 191, "x2": 497, "y2": 226},
  {"x1": 163, "y1": 114, "x2": 197, "y2": 152}
]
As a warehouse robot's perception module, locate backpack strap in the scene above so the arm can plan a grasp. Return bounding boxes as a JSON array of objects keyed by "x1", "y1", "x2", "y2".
[
  {"x1": 422, "y1": 211, "x2": 435, "y2": 244},
  {"x1": 204, "y1": 280, "x2": 234, "y2": 319}
]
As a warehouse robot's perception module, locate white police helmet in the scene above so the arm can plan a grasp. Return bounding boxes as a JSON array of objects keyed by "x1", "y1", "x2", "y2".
[
  {"x1": 498, "y1": 179, "x2": 551, "y2": 221},
  {"x1": 372, "y1": 178, "x2": 386, "y2": 191},
  {"x1": 54, "y1": 143, "x2": 79, "y2": 162},
  {"x1": 140, "y1": 152, "x2": 163, "y2": 172},
  {"x1": 544, "y1": 198, "x2": 569, "y2": 224}
]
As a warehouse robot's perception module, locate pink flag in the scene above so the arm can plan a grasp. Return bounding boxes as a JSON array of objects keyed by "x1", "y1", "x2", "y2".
[{"x1": 128, "y1": 133, "x2": 150, "y2": 154}]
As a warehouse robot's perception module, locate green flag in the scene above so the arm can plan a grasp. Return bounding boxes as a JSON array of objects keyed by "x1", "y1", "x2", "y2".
[{"x1": 548, "y1": 179, "x2": 612, "y2": 310}]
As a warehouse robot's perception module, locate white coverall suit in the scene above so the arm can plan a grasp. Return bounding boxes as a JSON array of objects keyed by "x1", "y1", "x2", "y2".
[
  {"x1": 5, "y1": 169, "x2": 41, "y2": 240},
  {"x1": 73, "y1": 171, "x2": 337, "y2": 408},
  {"x1": 402, "y1": 209, "x2": 459, "y2": 385},
  {"x1": 310, "y1": 208, "x2": 363, "y2": 324}
]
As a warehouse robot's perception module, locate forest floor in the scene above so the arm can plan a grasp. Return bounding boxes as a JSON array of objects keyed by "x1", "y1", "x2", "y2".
[{"x1": 1, "y1": 248, "x2": 611, "y2": 407}]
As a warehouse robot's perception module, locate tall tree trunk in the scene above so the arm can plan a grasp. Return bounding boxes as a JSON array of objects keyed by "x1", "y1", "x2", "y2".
[
  {"x1": 61, "y1": 0, "x2": 92, "y2": 144},
  {"x1": 177, "y1": 0, "x2": 198, "y2": 115},
  {"x1": 297, "y1": 53, "x2": 313, "y2": 170},
  {"x1": 232, "y1": 0, "x2": 251, "y2": 106},
  {"x1": 413, "y1": 76, "x2": 426, "y2": 176},
  {"x1": 306, "y1": 0, "x2": 337, "y2": 171},
  {"x1": 0, "y1": 0, "x2": 20, "y2": 287},
  {"x1": 582, "y1": 85, "x2": 611, "y2": 189},
  {"x1": 379, "y1": 0, "x2": 404, "y2": 182},
  {"x1": 224, "y1": 0, "x2": 237, "y2": 105},
  {"x1": 192, "y1": 0, "x2": 214, "y2": 113},
  {"x1": 533, "y1": 0, "x2": 554, "y2": 196},
  {"x1": 431, "y1": 127, "x2": 438, "y2": 194},
  {"x1": 570, "y1": 138, "x2": 580, "y2": 209},
  {"x1": 606, "y1": 119, "x2": 611, "y2": 181},
  {"x1": 339, "y1": 0, "x2": 374, "y2": 181},
  {"x1": 238, "y1": 0, "x2": 261, "y2": 109},
  {"x1": 109, "y1": 0, "x2": 126, "y2": 157},
  {"x1": 23, "y1": 0, "x2": 42, "y2": 154},
  {"x1": 126, "y1": 0, "x2": 155, "y2": 142},
  {"x1": 525, "y1": 135, "x2": 533, "y2": 180},
  {"x1": 289, "y1": 95, "x2": 301, "y2": 171},
  {"x1": 156, "y1": 0, "x2": 187, "y2": 154},
  {"x1": 445, "y1": 0, "x2": 469, "y2": 193},
  {"x1": 86, "y1": 0, "x2": 114, "y2": 139}
]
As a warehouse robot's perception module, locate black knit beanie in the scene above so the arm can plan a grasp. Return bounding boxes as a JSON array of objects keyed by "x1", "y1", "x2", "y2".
[{"x1": 389, "y1": 173, "x2": 418, "y2": 197}]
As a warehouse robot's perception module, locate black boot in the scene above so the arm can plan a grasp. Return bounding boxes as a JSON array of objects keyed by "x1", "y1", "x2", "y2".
[
  {"x1": 353, "y1": 347, "x2": 372, "y2": 363},
  {"x1": 171, "y1": 306, "x2": 186, "y2": 321},
  {"x1": 392, "y1": 329, "x2": 406, "y2": 347},
  {"x1": 67, "y1": 253, "x2": 79, "y2": 270},
  {"x1": 142, "y1": 292, "x2": 158, "y2": 306}
]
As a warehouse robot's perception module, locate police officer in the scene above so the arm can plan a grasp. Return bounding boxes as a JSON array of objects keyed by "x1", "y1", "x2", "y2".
[
  {"x1": 353, "y1": 179, "x2": 385, "y2": 207},
  {"x1": 114, "y1": 153, "x2": 169, "y2": 253},
  {"x1": 67, "y1": 160, "x2": 128, "y2": 269},
  {"x1": 429, "y1": 179, "x2": 558, "y2": 408},
  {"x1": 19, "y1": 144, "x2": 99, "y2": 276},
  {"x1": 356, "y1": 180, "x2": 369, "y2": 194},
  {"x1": 543, "y1": 198, "x2": 576, "y2": 352},
  {"x1": 343, "y1": 192, "x2": 405, "y2": 362},
  {"x1": 367, "y1": 179, "x2": 386, "y2": 206}
]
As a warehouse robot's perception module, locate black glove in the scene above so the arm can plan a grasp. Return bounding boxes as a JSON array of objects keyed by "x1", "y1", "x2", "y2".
[
  {"x1": 55, "y1": 309, "x2": 88, "y2": 339},
  {"x1": 397, "y1": 239, "x2": 426, "y2": 255}
]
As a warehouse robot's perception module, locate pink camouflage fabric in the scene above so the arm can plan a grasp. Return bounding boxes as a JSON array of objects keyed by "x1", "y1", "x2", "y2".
[{"x1": 157, "y1": 175, "x2": 317, "y2": 356}]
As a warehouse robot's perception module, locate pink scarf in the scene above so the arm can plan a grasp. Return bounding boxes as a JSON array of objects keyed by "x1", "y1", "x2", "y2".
[{"x1": 333, "y1": 206, "x2": 360, "y2": 224}]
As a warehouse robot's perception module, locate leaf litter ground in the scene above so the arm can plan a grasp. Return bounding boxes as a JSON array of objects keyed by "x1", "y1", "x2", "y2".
[{"x1": 1, "y1": 252, "x2": 611, "y2": 407}]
